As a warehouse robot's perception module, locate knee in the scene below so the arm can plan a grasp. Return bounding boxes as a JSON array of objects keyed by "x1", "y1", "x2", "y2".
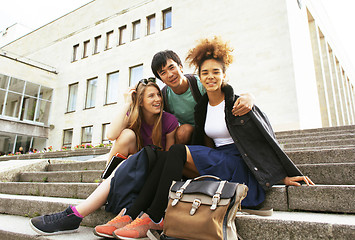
[
  {"x1": 116, "y1": 129, "x2": 136, "y2": 144},
  {"x1": 168, "y1": 144, "x2": 187, "y2": 164},
  {"x1": 175, "y1": 124, "x2": 194, "y2": 144}
]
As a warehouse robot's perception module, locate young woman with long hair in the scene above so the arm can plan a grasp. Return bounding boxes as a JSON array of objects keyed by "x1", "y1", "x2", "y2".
[{"x1": 29, "y1": 80, "x2": 180, "y2": 238}]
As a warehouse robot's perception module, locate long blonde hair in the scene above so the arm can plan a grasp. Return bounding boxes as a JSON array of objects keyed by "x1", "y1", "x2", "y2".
[{"x1": 127, "y1": 82, "x2": 163, "y2": 150}]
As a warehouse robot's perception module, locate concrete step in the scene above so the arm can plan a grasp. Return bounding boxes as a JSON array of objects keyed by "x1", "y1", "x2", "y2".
[
  {"x1": 297, "y1": 163, "x2": 355, "y2": 185},
  {"x1": 1, "y1": 211, "x2": 354, "y2": 240},
  {"x1": 283, "y1": 145, "x2": 355, "y2": 151},
  {"x1": 0, "y1": 182, "x2": 98, "y2": 199},
  {"x1": 0, "y1": 214, "x2": 97, "y2": 240},
  {"x1": 236, "y1": 211, "x2": 355, "y2": 240},
  {"x1": 262, "y1": 185, "x2": 355, "y2": 214},
  {"x1": 275, "y1": 125, "x2": 355, "y2": 138},
  {"x1": 18, "y1": 162, "x2": 355, "y2": 185},
  {"x1": 277, "y1": 133, "x2": 355, "y2": 143},
  {"x1": 47, "y1": 161, "x2": 106, "y2": 172},
  {"x1": 0, "y1": 183, "x2": 353, "y2": 217},
  {"x1": 286, "y1": 147, "x2": 355, "y2": 164},
  {"x1": 19, "y1": 170, "x2": 102, "y2": 183},
  {"x1": 0, "y1": 194, "x2": 114, "y2": 227},
  {"x1": 281, "y1": 138, "x2": 355, "y2": 150}
]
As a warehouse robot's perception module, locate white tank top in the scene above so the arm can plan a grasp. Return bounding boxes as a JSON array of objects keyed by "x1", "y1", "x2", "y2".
[{"x1": 204, "y1": 100, "x2": 234, "y2": 147}]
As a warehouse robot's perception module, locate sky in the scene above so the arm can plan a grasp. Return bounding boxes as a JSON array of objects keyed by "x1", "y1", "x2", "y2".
[{"x1": 0, "y1": 0, "x2": 354, "y2": 77}]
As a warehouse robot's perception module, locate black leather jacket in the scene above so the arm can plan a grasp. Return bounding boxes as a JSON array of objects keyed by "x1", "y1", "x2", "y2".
[{"x1": 192, "y1": 84, "x2": 302, "y2": 190}]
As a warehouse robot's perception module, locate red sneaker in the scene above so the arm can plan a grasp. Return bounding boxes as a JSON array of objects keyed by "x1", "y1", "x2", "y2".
[
  {"x1": 113, "y1": 213, "x2": 163, "y2": 239},
  {"x1": 94, "y1": 209, "x2": 132, "y2": 238}
]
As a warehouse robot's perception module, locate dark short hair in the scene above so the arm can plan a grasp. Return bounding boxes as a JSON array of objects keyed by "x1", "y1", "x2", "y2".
[{"x1": 151, "y1": 50, "x2": 183, "y2": 80}]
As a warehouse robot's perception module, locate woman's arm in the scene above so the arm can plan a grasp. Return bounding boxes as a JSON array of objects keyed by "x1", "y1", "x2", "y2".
[
  {"x1": 283, "y1": 176, "x2": 315, "y2": 186},
  {"x1": 106, "y1": 87, "x2": 135, "y2": 140},
  {"x1": 165, "y1": 128, "x2": 177, "y2": 151},
  {"x1": 232, "y1": 92, "x2": 255, "y2": 116}
]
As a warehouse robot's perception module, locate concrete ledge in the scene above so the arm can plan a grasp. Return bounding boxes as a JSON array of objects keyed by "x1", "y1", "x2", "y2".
[
  {"x1": 276, "y1": 125, "x2": 355, "y2": 138},
  {"x1": 0, "y1": 214, "x2": 98, "y2": 240},
  {"x1": 0, "y1": 182, "x2": 98, "y2": 199},
  {"x1": 0, "y1": 159, "x2": 48, "y2": 182},
  {"x1": 298, "y1": 163, "x2": 355, "y2": 185},
  {"x1": 0, "y1": 194, "x2": 114, "y2": 227},
  {"x1": 278, "y1": 133, "x2": 355, "y2": 143},
  {"x1": 288, "y1": 185, "x2": 355, "y2": 214},
  {"x1": 19, "y1": 170, "x2": 102, "y2": 183},
  {"x1": 236, "y1": 211, "x2": 355, "y2": 240},
  {"x1": 47, "y1": 160, "x2": 106, "y2": 171},
  {"x1": 262, "y1": 186, "x2": 288, "y2": 211},
  {"x1": 286, "y1": 148, "x2": 355, "y2": 164},
  {"x1": 0, "y1": 147, "x2": 110, "y2": 161}
]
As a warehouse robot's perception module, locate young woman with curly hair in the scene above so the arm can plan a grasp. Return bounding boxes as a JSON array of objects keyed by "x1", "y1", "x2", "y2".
[{"x1": 182, "y1": 36, "x2": 314, "y2": 209}]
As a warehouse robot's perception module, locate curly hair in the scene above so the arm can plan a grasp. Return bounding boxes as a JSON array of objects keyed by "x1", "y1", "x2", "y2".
[{"x1": 186, "y1": 36, "x2": 234, "y2": 74}]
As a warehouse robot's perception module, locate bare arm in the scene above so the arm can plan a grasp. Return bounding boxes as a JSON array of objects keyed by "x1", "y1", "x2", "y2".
[
  {"x1": 165, "y1": 128, "x2": 177, "y2": 151},
  {"x1": 106, "y1": 87, "x2": 135, "y2": 140},
  {"x1": 232, "y1": 92, "x2": 255, "y2": 116}
]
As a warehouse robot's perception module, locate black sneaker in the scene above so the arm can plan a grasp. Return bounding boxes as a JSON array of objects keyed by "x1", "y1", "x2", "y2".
[{"x1": 29, "y1": 206, "x2": 82, "y2": 235}]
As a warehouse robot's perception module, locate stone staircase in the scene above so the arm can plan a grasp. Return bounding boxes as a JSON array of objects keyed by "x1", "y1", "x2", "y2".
[{"x1": 0, "y1": 125, "x2": 354, "y2": 239}]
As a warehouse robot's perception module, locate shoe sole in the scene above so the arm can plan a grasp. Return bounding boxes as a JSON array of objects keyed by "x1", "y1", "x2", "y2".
[
  {"x1": 29, "y1": 220, "x2": 79, "y2": 236},
  {"x1": 93, "y1": 228, "x2": 115, "y2": 238},
  {"x1": 240, "y1": 208, "x2": 273, "y2": 216},
  {"x1": 146, "y1": 229, "x2": 162, "y2": 240},
  {"x1": 113, "y1": 231, "x2": 149, "y2": 240}
]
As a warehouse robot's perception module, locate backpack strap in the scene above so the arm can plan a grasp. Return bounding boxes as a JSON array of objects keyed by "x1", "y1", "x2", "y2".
[
  {"x1": 161, "y1": 85, "x2": 171, "y2": 113},
  {"x1": 185, "y1": 74, "x2": 202, "y2": 103}
]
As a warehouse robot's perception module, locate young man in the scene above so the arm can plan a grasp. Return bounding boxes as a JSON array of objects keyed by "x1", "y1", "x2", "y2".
[{"x1": 151, "y1": 50, "x2": 255, "y2": 144}]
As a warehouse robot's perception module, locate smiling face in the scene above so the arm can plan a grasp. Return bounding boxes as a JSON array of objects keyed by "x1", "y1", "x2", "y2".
[
  {"x1": 199, "y1": 59, "x2": 226, "y2": 92},
  {"x1": 140, "y1": 85, "x2": 162, "y2": 116},
  {"x1": 157, "y1": 59, "x2": 185, "y2": 90}
]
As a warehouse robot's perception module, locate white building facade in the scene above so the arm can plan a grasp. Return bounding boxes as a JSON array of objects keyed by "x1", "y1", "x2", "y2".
[{"x1": 0, "y1": 0, "x2": 354, "y2": 153}]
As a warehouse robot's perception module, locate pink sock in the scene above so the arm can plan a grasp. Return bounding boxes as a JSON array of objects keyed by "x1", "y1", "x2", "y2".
[{"x1": 71, "y1": 206, "x2": 84, "y2": 218}]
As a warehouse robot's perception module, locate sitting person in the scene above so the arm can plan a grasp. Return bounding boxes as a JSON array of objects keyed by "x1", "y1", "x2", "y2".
[
  {"x1": 29, "y1": 79, "x2": 179, "y2": 238},
  {"x1": 151, "y1": 50, "x2": 255, "y2": 144},
  {"x1": 95, "y1": 37, "x2": 314, "y2": 240}
]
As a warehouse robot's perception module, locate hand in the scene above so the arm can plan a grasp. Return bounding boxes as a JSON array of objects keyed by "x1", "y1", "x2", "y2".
[
  {"x1": 232, "y1": 93, "x2": 255, "y2": 116},
  {"x1": 283, "y1": 176, "x2": 315, "y2": 186},
  {"x1": 123, "y1": 86, "x2": 136, "y2": 105}
]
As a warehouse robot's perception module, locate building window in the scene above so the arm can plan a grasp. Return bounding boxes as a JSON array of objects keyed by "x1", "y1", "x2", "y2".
[
  {"x1": 94, "y1": 35, "x2": 101, "y2": 54},
  {"x1": 63, "y1": 129, "x2": 73, "y2": 148},
  {"x1": 81, "y1": 126, "x2": 93, "y2": 144},
  {"x1": 21, "y1": 97, "x2": 37, "y2": 121},
  {"x1": 106, "y1": 30, "x2": 114, "y2": 50},
  {"x1": 0, "y1": 74, "x2": 9, "y2": 89},
  {"x1": 36, "y1": 86, "x2": 52, "y2": 123},
  {"x1": 119, "y1": 25, "x2": 127, "y2": 45},
  {"x1": 67, "y1": 83, "x2": 78, "y2": 112},
  {"x1": 102, "y1": 123, "x2": 110, "y2": 144},
  {"x1": 4, "y1": 92, "x2": 22, "y2": 118},
  {"x1": 147, "y1": 14, "x2": 156, "y2": 35},
  {"x1": 72, "y1": 44, "x2": 79, "y2": 61},
  {"x1": 129, "y1": 64, "x2": 143, "y2": 86},
  {"x1": 0, "y1": 75, "x2": 52, "y2": 124},
  {"x1": 83, "y1": 40, "x2": 90, "y2": 58},
  {"x1": 162, "y1": 8, "x2": 172, "y2": 30},
  {"x1": 85, "y1": 78, "x2": 97, "y2": 109},
  {"x1": 0, "y1": 89, "x2": 5, "y2": 114},
  {"x1": 8, "y1": 77, "x2": 25, "y2": 93},
  {"x1": 106, "y1": 71, "x2": 119, "y2": 104},
  {"x1": 132, "y1": 20, "x2": 141, "y2": 40}
]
